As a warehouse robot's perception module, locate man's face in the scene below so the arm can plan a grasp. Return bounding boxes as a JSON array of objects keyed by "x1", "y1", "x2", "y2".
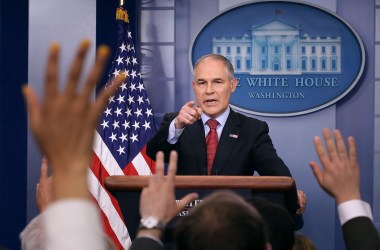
[{"x1": 192, "y1": 58, "x2": 237, "y2": 118}]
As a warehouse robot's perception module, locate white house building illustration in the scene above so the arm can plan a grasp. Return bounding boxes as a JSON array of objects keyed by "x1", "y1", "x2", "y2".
[{"x1": 212, "y1": 20, "x2": 341, "y2": 75}]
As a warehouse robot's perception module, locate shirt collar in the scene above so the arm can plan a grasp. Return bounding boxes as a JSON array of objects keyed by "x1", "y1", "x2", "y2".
[{"x1": 201, "y1": 107, "x2": 230, "y2": 127}]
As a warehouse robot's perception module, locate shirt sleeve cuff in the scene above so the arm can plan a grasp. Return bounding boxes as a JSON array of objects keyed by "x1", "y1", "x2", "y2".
[
  {"x1": 167, "y1": 118, "x2": 184, "y2": 144},
  {"x1": 337, "y1": 199, "x2": 373, "y2": 225}
]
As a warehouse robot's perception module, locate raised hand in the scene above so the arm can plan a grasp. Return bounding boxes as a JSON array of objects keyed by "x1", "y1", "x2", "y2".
[
  {"x1": 309, "y1": 128, "x2": 360, "y2": 204},
  {"x1": 137, "y1": 151, "x2": 198, "y2": 238},
  {"x1": 174, "y1": 101, "x2": 202, "y2": 129},
  {"x1": 23, "y1": 40, "x2": 123, "y2": 200}
]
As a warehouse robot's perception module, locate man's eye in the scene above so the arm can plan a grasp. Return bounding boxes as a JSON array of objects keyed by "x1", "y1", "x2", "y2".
[{"x1": 197, "y1": 82, "x2": 206, "y2": 85}]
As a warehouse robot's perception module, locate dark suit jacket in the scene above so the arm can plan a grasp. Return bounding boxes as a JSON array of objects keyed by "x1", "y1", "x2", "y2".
[
  {"x1": 342, "y1": 216, "x2": 380, "y2": 250},
  {"x1": 147, "y1": 108, "x2": 291, "y2": 177},
  {"x1": 147, "y1": 108, "x2": 300, "y2": 219},
  {"x1": 129, "y1": 237, "x2": 165, "y2": 250}
]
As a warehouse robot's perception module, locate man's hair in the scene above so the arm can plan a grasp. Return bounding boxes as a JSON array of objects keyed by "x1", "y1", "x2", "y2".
[
  {"x1": 193, "y1": 54, "x2": 235, "y2": 80},
  {"x1": 174, "y1": 190, "x2": 268, "y2": 250},
  {"x1": 293, "y1": 232, "x2": 316, "y2": 250},
  {"x1": 249, "y1": 197, "x2": 295, "y2": 250}
]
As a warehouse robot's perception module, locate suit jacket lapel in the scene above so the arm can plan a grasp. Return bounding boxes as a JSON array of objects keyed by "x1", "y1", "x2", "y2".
[
  {"x1": 212, "y1": 109, "x2": 242, "y2": 174},
  {"x1": 184, "y1": 119, "x2": 207, "y2": 173}
]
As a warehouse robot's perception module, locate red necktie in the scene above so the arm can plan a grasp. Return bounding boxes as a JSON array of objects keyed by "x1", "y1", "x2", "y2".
[{"x1": 206, "y1": 119, "x2": 219, "y2": 175}]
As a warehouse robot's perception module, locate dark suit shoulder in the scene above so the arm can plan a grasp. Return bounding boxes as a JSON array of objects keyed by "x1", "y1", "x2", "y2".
[
  {"x1": 146, "y1": 112, "x2": 178, "y2": 160},
  {"x1": 229, "y1": 109, "x2": 268, "y2": 130},
  {"x1": 160, "y1": 112, "x2": 178, "y2": 127}
]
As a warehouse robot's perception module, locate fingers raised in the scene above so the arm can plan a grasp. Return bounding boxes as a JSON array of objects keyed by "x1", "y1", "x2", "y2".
[
  {"x1": 65, "y1": 40, "x2": 91, "y2": 96},
  {"x1": 333, "y1": 129, "x2": 349, "y2": 161},
  {"x1": 309, "y1": 161, "x2": 323, "y2": 183},
  {"x1": 82, "y1": 45, "x2": 111, "y2": 100},
  {"x1": 347, "y1": 136, "x2": 357, "y2": 164},
  {"x1": 323, "y1": 128, "x2": 338, "y2": 161},
  {"x1": 44, "y1": 43, "x2": 60, "y2": 103},
  {"x1": 312, "y1": 135, "x2": 329, "y2": 167},
  {"x1": 154, "y1": 151, "x2": 165, "y2": 184},
  {"x1": 22, "y1": 86, "x2": 41, "y2": 135},
  {"x1": 167, "y1": 151, "x2": 178, "y2": 183}
]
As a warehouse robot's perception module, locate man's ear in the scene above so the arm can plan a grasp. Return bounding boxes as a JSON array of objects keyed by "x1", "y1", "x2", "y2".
[{"x1": 230, "y1": 78, "x2": 238, "y2": 92}]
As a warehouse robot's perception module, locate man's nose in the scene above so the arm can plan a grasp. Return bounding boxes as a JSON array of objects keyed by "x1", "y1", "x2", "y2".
[{"x1": 206, "y1": 82, "x2": 214, "y2": 93}]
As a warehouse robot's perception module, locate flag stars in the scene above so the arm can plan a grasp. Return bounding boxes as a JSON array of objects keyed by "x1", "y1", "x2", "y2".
[
  {"x1": 130, "y1": 70, "x2": 137, "y2": 79},
  {"x1": 129, "y1": 83, "x2": 136, "y2": 92},
  {"x1": 134, "y1": 108, "x2": 142, "y2": 117},
  {"x1": 127, "y1": 95, "x2": 135, "y2": 104},
  {"x1": 117, "y1": 146, "x2": 125, "y2": 155},
  {"x1": 128, "y1": 31, "x2": 132, "y2": 38},
  {"x1": 145, "y1": 108, "x2": 153, "y2": 117},
  {"x1": 125, "y1": 108, "x2": 132, "y2": 117},
  {"x1": 116, "y1": 56, "x2": 124, "y2": 65},
  {"x1": 104, "y1": 107, "x2": 112, "y2": 117},
  {"x1": 114, "y1": 107, "x2": 123, "y2": 117},
  {"x1": 132, "y1": 57, "x2": 138, "y2": 65},
  {"x1": 98, "y1": 29, "x2": 156, "y2": 166},
  {"x1": 119, "y1": 43, "x2": 127, "y2": 52},
  {"x1": 109, "y1": 133, "x2": 117, "y2": 142},
  {"x1": 132, "y1": 121, "x2": 140, "y2": 130},
  {"x1": 119, "y1": 133, "x2": 128, "y2": 143},
  {"x1": 108, "y1": 95, "x2": 115, "y2": 104},
  {"x1": 100, "y1": 120, "x2": 109, "y2": 129},
  {"x1": 122, "y1": 120, "x2": 130, "y2": 129},
  {"x1": 142, "y1": 121, "x2": 151, "y2": 130},
  {"x1": 112, "y1": 120, "x2": 120, "y2": 129},
  {"x1": 137, "y1": 83, "x2": 145, "y2": 92},
  {"x1": 120, "y1": 82, "x2": 128, "y2": 91},
  {"x1": 112, "y1": 69, "x2": 120, "y2": 78},
  {"x1": 130, "y1": 133, "x2": 138, "y2": 143},
  {"x1": 137, "y1": 96, "x2": 144, "y2": 105},
  {"x1": 122, "y1": 69, "x2": 129, "y2": 77},
  {"x1": 117, "y1": 94, "x2": 125, "y2": 104}
]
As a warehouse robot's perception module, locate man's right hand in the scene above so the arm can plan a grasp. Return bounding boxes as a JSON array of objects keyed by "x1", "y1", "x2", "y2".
[
  {"x1": 175, "y1": 101, "x2": 202, "y2": 129},
  {"x1": 309, "y1": 128, "x2": 361, "y2": 205}
]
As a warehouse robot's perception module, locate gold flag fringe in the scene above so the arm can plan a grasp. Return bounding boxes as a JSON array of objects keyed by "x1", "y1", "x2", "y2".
[{"x1": 116, "y1": 7, "x2": 129, "y2": 23}]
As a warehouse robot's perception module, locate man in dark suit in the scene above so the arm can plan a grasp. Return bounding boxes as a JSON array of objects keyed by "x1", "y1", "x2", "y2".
[
  {"x1": 309, "y1": 128, "x2": 380, "y2": 250},
  {"x1": 147, "y1": 53, "x2": 306, "y2": 214}
]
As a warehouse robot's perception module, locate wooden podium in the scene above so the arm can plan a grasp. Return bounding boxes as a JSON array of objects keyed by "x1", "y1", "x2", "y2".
[
  {"x1": 105, "y1": 175, "x2": 295, "y2": 191},
  {"x1": 104, "y1": 175, "x2": 298, "y2": 240}
]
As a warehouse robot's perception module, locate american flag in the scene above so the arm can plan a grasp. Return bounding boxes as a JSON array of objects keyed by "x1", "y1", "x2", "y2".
[{"x1": 88, "y1": 6, "x2": 156, "y2": 249}]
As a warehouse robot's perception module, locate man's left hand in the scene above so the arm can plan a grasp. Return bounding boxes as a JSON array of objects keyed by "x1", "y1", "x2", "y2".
[{"x1": 296, "y1": 189, "x2": 307, "y2": 214}]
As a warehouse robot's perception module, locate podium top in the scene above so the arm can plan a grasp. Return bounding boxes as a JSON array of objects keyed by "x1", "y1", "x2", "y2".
[{"x1": 104, "y1": 176, "x2": 295, "y2": 192}]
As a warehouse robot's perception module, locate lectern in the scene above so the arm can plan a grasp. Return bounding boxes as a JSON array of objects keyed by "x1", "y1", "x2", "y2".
[{"x1": 104, "y1": 175, "x2": 297, "y2": 241}]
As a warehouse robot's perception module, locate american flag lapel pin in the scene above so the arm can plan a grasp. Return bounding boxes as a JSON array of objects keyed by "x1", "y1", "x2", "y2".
[{"x1": 229, "y1": 134, "x2": 238, "y2": 139}]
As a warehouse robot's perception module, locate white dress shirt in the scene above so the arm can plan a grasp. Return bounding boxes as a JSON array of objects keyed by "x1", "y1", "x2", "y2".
[
  {"x1": 43, "y1": 199, "x2": 105, "y2": 250},
  {"x1": 337, "y1": 199, "x2": 373, "y2": 225}
]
